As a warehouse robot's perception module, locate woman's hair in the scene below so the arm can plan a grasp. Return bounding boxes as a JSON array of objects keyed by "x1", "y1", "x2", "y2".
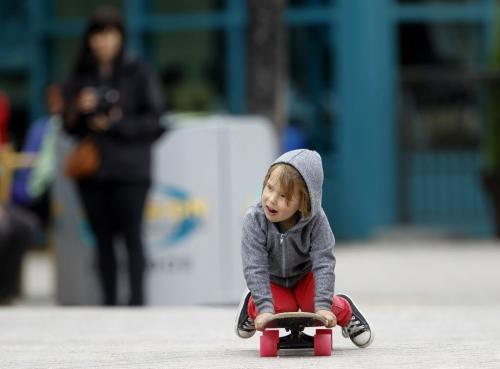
[
  {"x1": 263, "y1": 163, "x2": 311, "y2": 218},
  {"x1": 72, "y1": 6, "x2": 126, "y2": 76}
]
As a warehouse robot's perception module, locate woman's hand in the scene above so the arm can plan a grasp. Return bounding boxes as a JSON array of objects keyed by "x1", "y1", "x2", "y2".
[
  {"x1": 255, "y1": 312, "x2": 274, "y2": 331},
  {"x1": 89, "y1": 113, "x2": 112, "y2": 132},
  {"x1": 316, "y1": 310, "x2": 337, "y2": 328},
  {"x1": 77, "y1": 87, "x2": 98, "y2": 113}
]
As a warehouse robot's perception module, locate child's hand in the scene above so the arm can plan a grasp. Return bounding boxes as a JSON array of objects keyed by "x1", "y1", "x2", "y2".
[
  {"x1": 255, "y1": 312, "x2": 274, "y2": 331},
  {"x1": 316, "y1": 310, "x2": 337, "y2": 328}
]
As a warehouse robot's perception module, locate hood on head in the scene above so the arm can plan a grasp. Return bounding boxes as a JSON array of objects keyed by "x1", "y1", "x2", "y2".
[{"x1": 271, "y1": 149, "x2": 323, "y2": 221}]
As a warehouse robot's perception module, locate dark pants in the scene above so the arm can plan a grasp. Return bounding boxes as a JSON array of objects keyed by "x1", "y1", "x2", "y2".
[
  {"x1": 0, "y1": 205, "x2": 38, "y2": 303},
  {"x1": 77, "y1": 181, "x2": 149, "y2": 306}
]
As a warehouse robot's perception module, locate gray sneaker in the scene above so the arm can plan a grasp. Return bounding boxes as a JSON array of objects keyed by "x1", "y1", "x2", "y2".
[
  {"x1": 234, "y1": 289, "x2": 256, "y2": 339},
  {"x1": 337, "y1": 293, "x2": 374, "y2": 348}
]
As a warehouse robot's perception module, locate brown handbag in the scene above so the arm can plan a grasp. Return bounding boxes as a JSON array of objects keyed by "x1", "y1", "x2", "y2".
[{"x1": 64, "y1": 137, "x2": 100, "y2": 179}]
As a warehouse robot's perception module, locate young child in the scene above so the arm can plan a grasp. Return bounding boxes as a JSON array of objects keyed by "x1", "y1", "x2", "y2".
[{"x1": 235, "y1": 149, "x2": 373, "y2": 348}]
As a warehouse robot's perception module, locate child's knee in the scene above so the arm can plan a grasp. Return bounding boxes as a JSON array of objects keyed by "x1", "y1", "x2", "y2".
[{"x1": 332, "y1": 295, "x2": 352, "y2": 326}]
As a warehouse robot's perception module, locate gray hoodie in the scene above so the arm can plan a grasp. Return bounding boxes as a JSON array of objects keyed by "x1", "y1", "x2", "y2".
[{"x1": 241, "y1": 149, "x2": 336, "y2": 314}]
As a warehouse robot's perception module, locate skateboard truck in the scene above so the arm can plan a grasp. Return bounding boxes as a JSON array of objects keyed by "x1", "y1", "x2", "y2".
[{"x1": 279, "y1": 328, "x2": 314, "y2": 349}]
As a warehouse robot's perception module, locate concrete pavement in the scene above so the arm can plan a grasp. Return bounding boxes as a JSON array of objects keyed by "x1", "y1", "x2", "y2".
[
  {"x1": 1, "y1": 305, "x2": 499, "y2": 369},
  {"x1": 1, "y1": 239, "x2": 500, "y2": 368}
]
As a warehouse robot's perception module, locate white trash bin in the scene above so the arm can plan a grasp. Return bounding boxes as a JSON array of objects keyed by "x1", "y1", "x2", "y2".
[{"x1": 54, "y1": 115, "x2": 277, "y2": 305}]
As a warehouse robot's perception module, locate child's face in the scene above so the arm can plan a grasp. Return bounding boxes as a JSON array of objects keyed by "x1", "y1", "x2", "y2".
[{"x1": 262, "y1": 166, "x2": 301, "y2": 229}]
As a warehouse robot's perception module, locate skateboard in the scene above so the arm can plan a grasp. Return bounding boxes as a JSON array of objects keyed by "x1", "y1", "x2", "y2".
[{"x1": 259, "y1": 312, "x2": 334, "y2": 357}]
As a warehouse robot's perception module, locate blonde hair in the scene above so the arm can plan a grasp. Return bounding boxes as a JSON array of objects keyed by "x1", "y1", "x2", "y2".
[{"x1": 263, "y1": 163, "x2": 311, "y2": 218}]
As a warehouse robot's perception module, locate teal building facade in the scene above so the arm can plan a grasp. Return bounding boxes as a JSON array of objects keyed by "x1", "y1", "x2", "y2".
[{"x1": 0, "y1": 0, "x2": 497, "y2": 239}]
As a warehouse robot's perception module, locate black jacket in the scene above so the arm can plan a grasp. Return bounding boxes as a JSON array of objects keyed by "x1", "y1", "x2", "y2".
[{"x1": 63, "y1": 57, "x2": 165, "y2": 184}]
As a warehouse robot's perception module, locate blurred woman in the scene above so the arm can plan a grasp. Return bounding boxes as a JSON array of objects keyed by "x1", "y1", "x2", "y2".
[{"x1": 63, "y1": 7, "x2": 165, "y2": 305}]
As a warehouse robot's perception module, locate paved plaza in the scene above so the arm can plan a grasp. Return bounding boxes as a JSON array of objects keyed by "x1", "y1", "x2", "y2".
[{"x1": 1, "y1": 239, "x2": 499, "y2": 368}]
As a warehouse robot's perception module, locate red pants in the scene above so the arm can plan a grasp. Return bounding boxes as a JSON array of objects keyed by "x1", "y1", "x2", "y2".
[{"x1": 247, "y1": 272, "x2": 352, "y2": 327}]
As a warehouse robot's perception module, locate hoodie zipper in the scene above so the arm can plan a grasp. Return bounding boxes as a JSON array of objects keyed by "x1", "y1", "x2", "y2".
[{"x1": 280, "y1": 233, "x2": 287, "y2": 286}]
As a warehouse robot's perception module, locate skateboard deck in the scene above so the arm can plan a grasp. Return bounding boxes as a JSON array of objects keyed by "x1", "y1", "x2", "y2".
[
  {"x1": 260, "y1": 312, "x2": 334, "y2": 357},
  {"x1": 264, "y1": 312, "x2": 330, "y2": 329}
]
